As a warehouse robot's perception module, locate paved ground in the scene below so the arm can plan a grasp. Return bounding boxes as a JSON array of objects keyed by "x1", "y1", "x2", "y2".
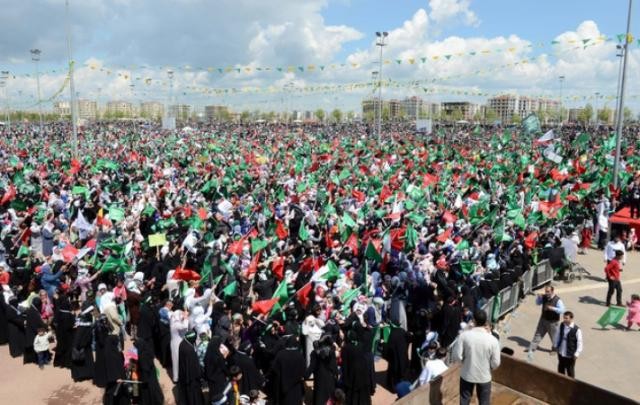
[{"x1": 503, "y1": 248, "x2": 640, "y2": 400}]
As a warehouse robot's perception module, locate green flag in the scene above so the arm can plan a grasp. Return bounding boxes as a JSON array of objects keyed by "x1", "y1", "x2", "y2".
[
  {"x1": 404, "y1": 224, "x2": 418, "y2": 251},
  {"x1": 108, "y1": 206, "x2": 126, "y2": 223},
  {"x1": 341, "y1": 288, "x2": 360, "y2": 315},
  {"x1": 522, "y1": 113, "x2": 541, "y2": 136},
  {"x1": 365, "y1": 241, "x2": 382, "y2": 263},
  {"x1": 298, "y1": 223, "x2": 310, "y2": 241},
  {"x1": 460, "y1": 261, "x2": 475, "y2": 275},
  {"x1": 341, "y1": 213, "x2": 357, "y2": 229},
  {"x1": 222, "y1": 281, "x2": 237, "y2": 297},
  {"x1": 17, "y1": 244, "x2": 30, "y2": 258},
  {"x1": 272, "y1": 280, "x2": 289, "y2": 303},
  {"x1": 456, "y1": 239, "x2": 470, "y2": 251},
  {"x1": 101, "y1": 256, "x2": 130, "y2": 273},
  {"x1": 251, "y1": 238, "x2": 269, "y2": 254},
  {"x1": 596, "y1": 305, "x2": 626, "y2": 328}
]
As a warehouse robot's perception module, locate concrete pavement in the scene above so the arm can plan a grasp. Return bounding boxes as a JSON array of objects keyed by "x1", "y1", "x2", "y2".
[{"x1": 503, "y1": 248, "x2": 640, "y2": 400}]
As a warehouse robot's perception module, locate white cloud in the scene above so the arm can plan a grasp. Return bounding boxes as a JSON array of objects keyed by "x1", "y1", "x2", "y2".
[{"x1": 429, "y1": 0, "x2": 479, "y2": 27}]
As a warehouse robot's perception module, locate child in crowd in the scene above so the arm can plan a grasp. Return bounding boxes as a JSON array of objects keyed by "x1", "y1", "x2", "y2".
[
  {"x1": 34, "y1": 327, "x2": 54, "y2": 369},
  {"x1": 626, "y1": 294, "x2": 640, "y2": 330}
]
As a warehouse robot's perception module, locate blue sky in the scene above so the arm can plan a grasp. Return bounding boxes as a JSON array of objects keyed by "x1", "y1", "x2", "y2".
[
  {"x1": 323, "y1": 0, "x2": 633, "y2": 59},
  {"x1": 0, "y1": 0, "x2": 639, "y2": 112}
]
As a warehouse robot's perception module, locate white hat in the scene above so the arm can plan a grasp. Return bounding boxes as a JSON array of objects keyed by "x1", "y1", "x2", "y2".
[
  {"x1": 133, "y1": 272, "x2": 145, "y2": 282},
  {"x1": 97, "y1": 283, "x2": 107, "y2": 291}
]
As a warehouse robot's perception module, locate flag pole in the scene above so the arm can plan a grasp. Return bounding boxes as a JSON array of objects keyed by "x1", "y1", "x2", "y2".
[{"x1": 613, "y1": 0, "x2": 633, "y2": 190}]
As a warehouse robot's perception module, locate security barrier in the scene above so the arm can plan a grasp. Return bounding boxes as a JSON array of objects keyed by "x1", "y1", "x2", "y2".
[
  {"x1": 521, "y1": 268, "x2": 534, "y2": 295},
  {"x1": 531, "y1": 259, "x2": 553, "y2": 290},
  {"x1": 496, "y1": 284, "x2": 520, "y2": 318}
]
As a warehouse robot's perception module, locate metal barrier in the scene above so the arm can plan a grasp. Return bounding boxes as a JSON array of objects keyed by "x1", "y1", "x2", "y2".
[
  {"x1": 521, "y1": 268, "x2": 534, "y2": 296},
  {"x1": 481, "y1": 296, "x2": 494, "y2": 317},
  {"x1": 496, "y1": 284, "x2": 520, "y2": 318},
  {"x1": 531, "y1": 259, "x2": 553, "y2": 290}
]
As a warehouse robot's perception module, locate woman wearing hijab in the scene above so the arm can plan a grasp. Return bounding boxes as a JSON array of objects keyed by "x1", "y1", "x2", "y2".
[
  {"x1": 101, "y1": 325, "x2": 127, "y2": 405},
  {"x1": 135, "y1": 338, "x2": 165, "y2": 405},
  {"x1": 228, "y1": 340, "x2": 265, "y2": 397},
  {"x1": 24, "y1": 296, "x2": 46, "y2": 364},
  {"x1": 384, "y1": 323, "x2": 409, "y2": 392},
  {"x1": 204, "y1": 336, "x2": 228, "y2": 404},
  {"x1": 71, "y1": 301, "x2": 95, "y2": 382},
  {"x1": 53, "y1": 290, "x2": 75, "y2": 368},
  {"x1": 305, "y1": 335, "x2": 338, "y2": 405},
  {"x1": 341, "y1": 330, "x2": 375, "y2": 405},
  {"x1": 5, "y1": 296, "x2": 26, "y2": 358},
  {"x1": 177, "y1": 332, "x2": 204, "y2": 405},
  {"x1": 170, "y1": 309, "x2": 189, "y2": 382},
  {"x1": 269, "y1": 335, "x2": 306, "y2": 405}
]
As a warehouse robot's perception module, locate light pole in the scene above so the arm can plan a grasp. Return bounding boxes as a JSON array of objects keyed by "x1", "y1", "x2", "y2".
[
  {"x1": 558, "y1": 75, "x2": 565, "y2": 126},
  {"x1": 613, "y1": 0, "x2": 633, "y2": 190},
  {"x1": 375, "y1": 31, "x2": 388, "y2": 139},
  {"x1": 371, "y1": 70, "x2": 378, "y2": 128},
  {"x1": 0, "y1": 71, "x2": 9, "y2": 128},
  {"x1": 30, "y1": 49, "x2": 44, "y2": 133},
  {"x1": 167, "y1": 69, "x2": 174, "y2": 124},
  {"x1": 593, "y1": 92, "x2": 600, "y2": 127},
  {"x1": 65, "y1": 0, "x2": 78, "y2": 155}
]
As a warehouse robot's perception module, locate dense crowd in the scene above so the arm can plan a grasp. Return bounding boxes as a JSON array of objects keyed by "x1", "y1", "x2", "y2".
[{"x1": 0, "y1": 120, "x2": 638, "y2": 405}]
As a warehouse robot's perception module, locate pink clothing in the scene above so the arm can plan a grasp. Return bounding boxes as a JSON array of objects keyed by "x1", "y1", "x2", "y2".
[
  {"x1": 113, "y1": 285, "x2": 128, "y2": 302},
  {"x1": 627, "y1": 300, "x2": 640, "y2": 324}
]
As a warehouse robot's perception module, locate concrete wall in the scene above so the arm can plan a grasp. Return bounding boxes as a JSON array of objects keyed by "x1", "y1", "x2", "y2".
[
  {"x1": 493, "y1": 355, "x2": 638, "y2": 405},
  {"x1": 395, "y1": 354, "x2": 638, "y2": 405}
]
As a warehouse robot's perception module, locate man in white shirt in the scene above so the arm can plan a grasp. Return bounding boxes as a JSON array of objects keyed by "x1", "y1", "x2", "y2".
[
  {"x1": 452, "y1": 309, "x2": 501, "y2": 405},
  {"x1": 553, "y1": 311, "x2": 583, "y2": 378},
  {"x1": 604, "y1": 234, "x2": 626, "y2": 265},
  {"x1": 417, "y1": 346, "x2": 448, "y2": 386}
]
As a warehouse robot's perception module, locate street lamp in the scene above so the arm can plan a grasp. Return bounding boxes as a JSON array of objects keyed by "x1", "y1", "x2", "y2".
[
  {"x1": 30, "y1": 48, "x2": 44, "y2": 133},
  {"x1": 0, "y1": 71, "x2": 9, "y2": 128},
  {"x1": 594, "y1": 92, "x2": 600, "y2": 127},
  {"x1": 65, "y1": 0, "x2": 78, "y2": 156},
  {"x1": 613, "y1": 0, "x2": 633, "y2": 190},
  {"x1": 167, "y1": 70, "x2": 174, "y2": 121},
  {"x1": 375, "y1": 31, "x2": 389, "y2": 139},
  {"x1": 558, "y1": 75, "x2": 565, "y2": 125}
]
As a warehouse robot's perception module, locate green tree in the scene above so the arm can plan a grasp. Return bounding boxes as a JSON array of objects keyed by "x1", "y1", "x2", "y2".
[
  {"x1": 381, "y1": 106, "x2": 390, "y2": 121},
  {"x1": 485, "y1": 108, "x2": 498, "y2": 123},
  {"x1": 577, "y1": 104, "x2": 593, "y2": 125},
  {"x1": 363, "y1": 110, "x2": 374, "y2": 123},
  {"x1": 450, "y1": 109, "x2": 463, "y2": 122},
  {"x1": 598, "y1": 107, "x2": 611, "y2": 124},
  {"x1": 511, "y1": 114, "x2": 522, "y2": 125},
  {"x1": 331, "y1": 108, "x2": 342, "y2": 123},
  {"x1": 623, "y1": 107, "x2": 633, "y2": 123},
  {"x1": 315, "y1": 109, "x2": 325, "y2": 122},
  {"x1": 346, "y1": 111, "x2": 355, "y2": 122},
  {"x1": 240, "y1": 110, "x2": 250, "y2": 123}
]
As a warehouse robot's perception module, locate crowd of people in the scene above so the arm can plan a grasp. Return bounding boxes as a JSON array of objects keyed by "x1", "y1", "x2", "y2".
[{"x1": 0, "y1": 120, "x2": 638, "y2": 405}]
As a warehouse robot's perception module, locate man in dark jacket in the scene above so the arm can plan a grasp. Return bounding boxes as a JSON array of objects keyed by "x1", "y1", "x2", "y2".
[{"x1": 553, "y1": 311, "x2": 583, "y2": 378}]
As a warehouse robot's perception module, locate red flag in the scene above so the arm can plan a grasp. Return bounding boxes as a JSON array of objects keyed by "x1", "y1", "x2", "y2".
[
  {"x1": 198, "y1": 207, "x2": 208, "y2": 220},
  {"x1": 251, "y1": 298, "x2": 278, "y2": 315},
  {"x1": 390, "y1": 227, "x2": 406, "y2": 251},
  {"x1": 345, "y1": 233, "x2": 359, "y2": 256},
  {"x1": 247, "y1": 251, "x2": 261, "y2": 276},
  {"x1": 183, "y1": 205, "x2": 193, "y2": 218},
  {"x1": 300, "y1": 257, "x2": 323, "y2": 273},
  {"x1": 379, "y1": 185, "x2": 392, "y2": 203},
  {"x1": 84, "y1": 239, "x2": 97, "y2": 250},
  {"x1": 524, "y1": 231, "x2": 538, "y2": 250},
  {"x1": 272, "y1": 256, "x2": 285, "y2": 280},
  {"x1": 61, "y1": 244, "x2": 79, "y2": 263},
  {"x1": 549, "y1": 168, "x2": 568, "y2": 182},
  {"x1": 1, "y1": 185, "x2": 16, "y2": 205},
  {"x1": 423, "y1": 173, "x2": 439, "y2": 187},
  {"x1": 436, "y1": 228, "x2": 452, "y2": 243},
  {"x1": 247, "y1": 228, "x2": 258, "y2": 239},
  {"x1": 442, "y1": 210, "x2": 457, "y2": 224},
  {"x1": 172, "y1": 267, "x2": 202, "y2": 282},
  {"x1": 276, "y1": 219, "x2": 288, "y2": 240},
  {"x1": 227, "y1": 237, "x2": 246, "y2": 255},
  {"x1": 352, "y1": 189, "x2": 366, "y2": 203},
  {"x1": 296, "y1": 282, "x2": 313, "y2": 309}
]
